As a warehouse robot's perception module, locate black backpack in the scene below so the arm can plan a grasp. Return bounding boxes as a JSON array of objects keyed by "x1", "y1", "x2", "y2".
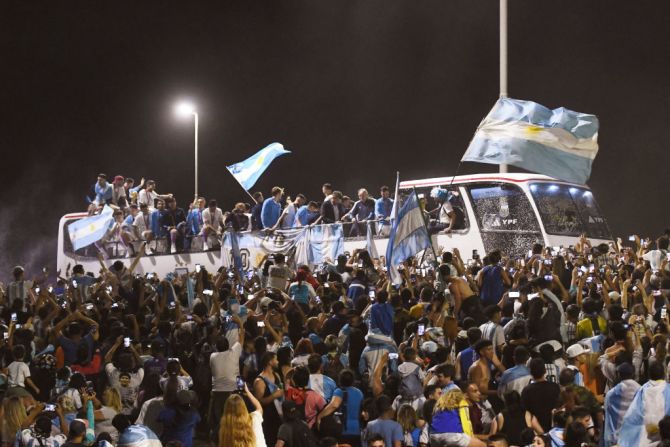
[{"x1": 287, "y1": 420, "x2": 317, "y2": 447}]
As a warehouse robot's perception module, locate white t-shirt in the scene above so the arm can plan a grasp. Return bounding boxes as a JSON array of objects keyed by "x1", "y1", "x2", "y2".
[
  {"x1": 105, "y1": 363, "x2": 145, "y2": 415},
  {"x1": 7, "y1": 361, "x2": 30, "y2": 388},
  {"x1": 210, "y1": 342, "x2": 242, "y2": 392},
  {"x1": 643, "y1": 250, "x2": 667, "y2": 272},
  {"x1": 134, "y1": 211, "x2": 152, "y2": 234},
  {"x1": 251, "y1": 410, "x2": 267, "y2": 447},
  {"x1": 138, "y1": 190, "x2": 159, "y2": 210},
  {"x1": 439, "y1": 202, "x2": 454, "y2": 223},
  {"x1": 202, "y1": 207, "x2": 224, "y2": 229}
]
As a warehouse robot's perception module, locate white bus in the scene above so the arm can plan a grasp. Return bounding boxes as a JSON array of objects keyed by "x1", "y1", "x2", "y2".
[{"x1": 57, "y1": 173, "x2": 612, "y2": 276}]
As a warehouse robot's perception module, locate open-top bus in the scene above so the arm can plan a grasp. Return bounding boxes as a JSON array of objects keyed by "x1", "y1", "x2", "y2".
[{"x1": 57, "y1": 173, "x2": 611, "y2": 276}]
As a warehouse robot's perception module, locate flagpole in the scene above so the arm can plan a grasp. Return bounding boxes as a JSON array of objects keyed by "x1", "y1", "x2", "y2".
[
  {"x1": 225, "y1": 170, "x2": 259, "y2": 204},
  {"x1": 499, "y1": 0, "x2": 509, "y2": 174}
]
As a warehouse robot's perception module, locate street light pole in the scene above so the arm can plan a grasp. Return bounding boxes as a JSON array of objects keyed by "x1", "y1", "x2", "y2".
[
  {"x1": 193, "y1": 112, "x2": 199, "y2": 199},
  {"x1": 499, "y1": 0, "x2": 509, "y2": 174},
  {"x1": 175, "y1": 102, "x2": 199, "y2": 199}
]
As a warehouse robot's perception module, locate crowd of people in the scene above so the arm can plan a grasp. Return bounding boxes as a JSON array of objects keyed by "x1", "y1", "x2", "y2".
[
  {"x1": 0, "y1": 172, "x2": 664, "y2": 447},
  {"x1": 83, "y1": 174, "x2": 465, "y2": 258}
]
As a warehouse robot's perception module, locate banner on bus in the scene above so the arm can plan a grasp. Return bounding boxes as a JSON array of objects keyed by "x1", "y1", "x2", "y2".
[{"x1": 221, "y1": 224, "x2": 344, "y2": 270}]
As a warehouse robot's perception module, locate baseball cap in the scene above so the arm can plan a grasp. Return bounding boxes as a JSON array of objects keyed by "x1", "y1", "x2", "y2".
[
  {"x1": 421, "y1": 341, "x2": 438, "y2": 354},
  {"x1": 534, "y1": 340, "x2": 562, "y2": 354},
  {"x1": 609, "y1": 291, "x2": 622, "y2": 301},
  {"x1": 566, "y1": 343, "x2": 591, "y2": 358},
  {"x1": 259, "y1": 297, "x2": 273, "y2": 309}
]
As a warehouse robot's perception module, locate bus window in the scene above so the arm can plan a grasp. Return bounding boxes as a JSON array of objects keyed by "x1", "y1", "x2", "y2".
[
  {"x1": 467, "y1": 184, "x2": 540, "y2": 233},
  {"x1": 529, "y1": 184, "x2": 611, "y2": 239},
  {"x1": 411, "y1": 186, "x2": 469, "y2": 231}
]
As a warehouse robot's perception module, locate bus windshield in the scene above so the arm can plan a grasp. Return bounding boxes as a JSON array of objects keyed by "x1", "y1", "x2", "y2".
[
  {"x1": 467, "y1": 184, "x2": 540, "y2": 233},
  {"x1": 529, "y1": 183, "x2": 611, "y2": 239}
]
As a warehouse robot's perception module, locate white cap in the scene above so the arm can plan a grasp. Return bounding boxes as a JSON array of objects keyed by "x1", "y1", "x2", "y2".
[
  {"x1": 566, "y1": 343, "x2": 591, "y2": 358},
  {"x1": 421, "y1": 341, "x2": 438, "y2": 354},
  {"x1": 609, "y1": 291, "x2": 621, "y2": 301}
]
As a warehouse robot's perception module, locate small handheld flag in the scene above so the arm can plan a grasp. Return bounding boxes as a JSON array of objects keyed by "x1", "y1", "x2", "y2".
[{"x1": 226, "y1": 142, "x2": 291, "y2": 191}]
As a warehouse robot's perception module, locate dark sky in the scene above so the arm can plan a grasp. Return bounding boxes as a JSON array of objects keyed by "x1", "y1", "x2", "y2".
[{"x1": 2, "y1": 1, "x2": 670, "y2": 275}]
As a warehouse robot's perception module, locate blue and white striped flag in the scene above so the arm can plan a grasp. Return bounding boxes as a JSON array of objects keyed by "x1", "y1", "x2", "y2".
[
  {"x1": 226, "y1": 142, "x2": 291, "y2": 190},
  {"x1": 308, "y1": 224, "x2": 344, "y2": 265},
  {"x1": 366, "y1": 221, "x2": 379, "y2": 260},
  {"x1": 603, "y1": 379, "x2": 641, "y2": 447},
  {"x1": 67, "y1": 205, "x2": 114, "y2": 250},
  {"x1": 618, "y1": 380, "x2": 670, "y2": 447},
  {"x1": 386, "y1": 172, "x2": 403, "y2": 285},
  {"x1": 462, "y1": 98, "x2": 599, "y2": 184},
  {"x1": 386, "y1": 190, "x2": 431, "y2": 283}
]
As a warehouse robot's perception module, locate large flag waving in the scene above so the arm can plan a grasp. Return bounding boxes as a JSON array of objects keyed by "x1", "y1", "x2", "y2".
[
  {"x1": 385, "y1": 190, "x2": 431, "y2": 284},
  {"x1": 462, "y1": 98, "x2": 599, "y2": 184},
  {"x1": 226, "y1": 142, "x2": 290, "y2": 190},
  {"x1": 68, "y1": 205, "x2": 114, "y2": 250}
]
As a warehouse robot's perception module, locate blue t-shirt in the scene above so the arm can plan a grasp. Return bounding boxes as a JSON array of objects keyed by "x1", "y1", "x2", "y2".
[
  {"x1": 288, "y1": 283, "x2": 311, "y2": 305},
  {"x1": 156, "y1": 407, "x2": 201, "y2": 447},
  {"x1": 333, "y1": 386, "x2": 363, "y2": 436},
  {"x1": 58, "y1": 333, "x2": 94, "y2": 365},
  {"x1": 366, "y1": 418, "x2": 403, "y2": 447}
]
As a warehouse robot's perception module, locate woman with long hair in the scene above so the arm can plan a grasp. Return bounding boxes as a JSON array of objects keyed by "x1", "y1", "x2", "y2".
[
  {"x1": 429, "y1": 389, "x2": 485, "y2": 447},
  {"x1": 219, "y1": 384, "x2": 264, "y2": 447},
  {"x1": 397, "y1": 404, "x2": 423, "y2": 447},
  {"x1": 0, "y1": 396, "x2": 43, "y2": 447},
  {"x1": 494, "y1": 391, "x2": 526, "y2": 446},
  {"x1": 87, "y1": 387, "x2": 122, "y2": 444}
]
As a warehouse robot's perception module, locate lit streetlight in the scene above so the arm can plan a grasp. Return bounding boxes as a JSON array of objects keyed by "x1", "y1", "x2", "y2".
[{"x1": 174, "y1": 102, "x2": 199, "y2": 199}]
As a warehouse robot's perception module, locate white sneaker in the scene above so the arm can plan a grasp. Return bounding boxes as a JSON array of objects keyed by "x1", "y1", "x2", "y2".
[
  {"x1": 202, "y1": 242, "x2": 209, "y2": 251},
  {"x1": 171, "y1": 245, "x2": 177, "y2": 254}
]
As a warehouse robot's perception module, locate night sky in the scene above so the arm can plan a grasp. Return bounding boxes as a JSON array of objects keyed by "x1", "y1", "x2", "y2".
[{"x1": 2, "y1": 1, "x2": 669, "y2": 275}]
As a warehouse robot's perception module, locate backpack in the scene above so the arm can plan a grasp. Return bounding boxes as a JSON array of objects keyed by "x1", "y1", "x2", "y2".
[
  {"x1": 399, "y1": 363, "x2": 424, "y2": 400},
  {"x1": 287, "y1": 420, "x2": 318, "y2": 447}
]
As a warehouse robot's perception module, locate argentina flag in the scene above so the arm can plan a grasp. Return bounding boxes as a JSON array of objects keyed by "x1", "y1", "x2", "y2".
[
  {"x1": 308, "y1": 224, "x2": 344, "y2": 265},
  {"x1": 226, "y1": 142, "x2": 291, "y2": 190},
  {"x1": 462, "y1": 98, "x2": 599, "y2": 184},
  {"x1": 618, "y1": 380, "x2": 670, "y2": 447},
  {"x1": 386, "y1": 191, "x2": 431, "y2": 279},
  {"x1": 67, "y1": 205, "x2": 114, "y2": 250}
]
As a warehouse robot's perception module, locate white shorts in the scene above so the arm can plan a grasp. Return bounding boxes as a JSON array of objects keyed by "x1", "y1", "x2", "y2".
[{"x1": 430, "y1": 432, "x2": 472, "y2": 447}]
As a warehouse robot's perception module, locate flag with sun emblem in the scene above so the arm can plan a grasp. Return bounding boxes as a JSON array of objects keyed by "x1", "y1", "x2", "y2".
[{"x1": 462, "y1": 98, "x2": 599, "y2": 184}]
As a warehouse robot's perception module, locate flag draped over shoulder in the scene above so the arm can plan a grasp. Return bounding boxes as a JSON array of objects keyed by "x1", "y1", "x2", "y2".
[
  {"x1": 226, "y1": 142, "x2": 290, "y2": 190},
  {"x1": 385, "y1": 190, "x2": 431, "y2": 283},
  {"x1": 68, "y1": 205, "x2": 114, "y2": 250},
  {"x1": 618, "y1": 380, "x2": 670, "y2": 447},
  {"x1": 462, "y1": 98, "x2": 599, "y2": 184}
]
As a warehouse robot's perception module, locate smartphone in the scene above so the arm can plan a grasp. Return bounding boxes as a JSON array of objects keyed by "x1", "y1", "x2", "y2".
[
  {"x1": 578, "y1": 271, "x2": 584, "y2": 277},
  {"x1": 324, "y1": 283, "x2": 330, "y2": 289},
  {"x1": 580, "y1": 266, "x2": 588, "y2": 273},
  {"x1": 236, "y1": 376, "x2": 245, "y2": 390},
  {"x1": 368, "y1": 290, "x2": 376, "y2": 298},
  {"x1": 146, "y1": 272, "x2": 155, "y2": 279},
  {"x1": 247, "y1": 270, "x2": 254, "y2": 280},
  {"x1": 168, "y1": 302, "x2": 176, "y2": 309},
  {"x1": 111, "y1": 303, "x2": 119, "y2": 309},
  {"x1": 666, "y1": 253, "x2": 670, "y2": 262},
  {"x1": 589, "y1": 265, "x2": 595, "y2": 273},
  {"x1": 314, "y1": 296, "x2": 321, "y2": 304},
  {"x1": 227, "y1": 271, "x2": 235, "y2": 278},
  {"x1": 48, "y1": 286, "x2": 53, "y2": 293},
  {"x1": 187, "y1": 315, "x2": 193, "y2": 321},
  {"x1": 11, "y1": 313, "x2": 17, "y2": 322},
  {"x1": 628, "y1": 235, "x2": 635, "y2": 242},
  {"x1": 123, "y1": 337, "x2": 130, "y2": 348},
  {"x1": 633, "y1": 286, "x2": 639, "y2": 292},
  {"x1": 388, "y1": 353, "x2": 399, "y2": 360},
  {"x1": 257, "y1": 321, "x2": 265, "y2": 328},
  {"x1": 106, "y1": 285, "x2": 113, "y2": 293},
  {"x1": 203, "y1": 289, "x2": 213, "y2": 296},
  {"x1": 473, "y1": 249, "x2": 479, "y2": 259},
  {"x1": 623, "y1": 323, "x2": 630, "y2": 330},
  {"x1": 586, "y1": 277, "x2": 593, "y2": 283},
  {"x1": 662, "y1": 306, "x2": 668, "y2": 320},
  {"x1": 653, "y1": 290, "x2": 662, "y2": 297},
  {"x1": 174, "y1": 267, "x2": 188, "y2": 277},
  {"x1": 544, "y1": 275, "x2": 553, "y2": 281},
  {"x1": 195, "y1": 264, "x2": 201, "y2": 273},
  {"x1": 85, "y1": 303, "x2": 94, "y2": 310},
  {"x1": 72, "y1": 279, "x2": 78, "y2": 289},
  {"x1": 35, "y1": 287, "x2": 41, "y2": 294},
  {"x1": 509, "y1": 291, "x2": 520, "y2": 298},
  {"x1": 44, "y1": 404, "x2": 56, "y2": 412},
  {"x1": 237, "y1": 285, "x2": 244, "y2": 294},
  {"x1": 42, "y1": 267, "x2": 48, "y2": 274},
  {"x1": 417, "y1": 324, "x2": 425, "y2": 336},
  {"x1": 15, "y1": 324, "x2": 21, "y2": 329},
  {"x1": 528, "y1": 293, "x2": 539, "y2": 300}
]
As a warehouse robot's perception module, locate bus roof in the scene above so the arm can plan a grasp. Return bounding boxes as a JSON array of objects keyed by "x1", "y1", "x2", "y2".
[{"x1": 399, "y1": 172, "x2": 588, "y2": 189}]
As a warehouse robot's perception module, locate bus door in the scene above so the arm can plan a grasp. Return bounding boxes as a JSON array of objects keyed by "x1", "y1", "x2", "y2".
[{"x1": 466, "y1": 183, "x2": 543, "y2": 257}]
